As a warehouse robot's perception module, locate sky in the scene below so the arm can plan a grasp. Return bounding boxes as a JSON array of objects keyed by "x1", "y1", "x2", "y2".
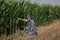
[
  {"x1": 31, "y1": 0, "x2": 60, "y2": 5},
  {"x1": 11, "y1": 0, "x2": 60, "y2": 5}
]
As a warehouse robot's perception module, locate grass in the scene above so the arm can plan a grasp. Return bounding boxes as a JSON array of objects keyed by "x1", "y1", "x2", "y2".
[
  {"x1": 0, "y1": 0, "x2": 60, "y2": 37},
  {"x1": 0, "y1": 20, "x2": 60, "y2": 40}
]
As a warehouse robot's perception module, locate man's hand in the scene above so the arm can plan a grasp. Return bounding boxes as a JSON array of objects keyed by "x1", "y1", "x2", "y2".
[
  {"x1": 19, "y1": 18, "x2": 22, "y2": 20},
  {"x1": 16, "y1": 18, "x2": 22, "y2": 24},
  {"x1": 30, "y1": 28, "x2": 33, "y2": 32}
]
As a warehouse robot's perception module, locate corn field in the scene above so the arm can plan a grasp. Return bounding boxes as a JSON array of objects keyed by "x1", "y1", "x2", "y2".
[{"x1": 0, "y1": 0, "x2": 60, "y2": 36}]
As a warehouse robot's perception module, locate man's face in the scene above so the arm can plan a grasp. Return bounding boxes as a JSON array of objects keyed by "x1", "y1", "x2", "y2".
[{"x1": 27, "y1": 15, "x2": 31, "y2": 20}]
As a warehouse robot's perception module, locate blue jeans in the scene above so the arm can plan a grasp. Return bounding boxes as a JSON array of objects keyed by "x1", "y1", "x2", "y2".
[{"x1": 25, "y1": 27, "x2": 36, "y2": 36}]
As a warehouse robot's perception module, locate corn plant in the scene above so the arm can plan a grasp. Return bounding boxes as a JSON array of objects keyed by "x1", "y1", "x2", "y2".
[{"x1": 0, "y1": 0, "x2": 60, "y2": 36}]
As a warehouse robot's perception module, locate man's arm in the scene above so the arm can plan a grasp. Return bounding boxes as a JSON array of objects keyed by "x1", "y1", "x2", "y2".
[
  {"x1": 16, "y1": 18, "x2": 27, "y2": 24},
  {"x1": 17, "y1": 18, "x2": 27, "y2": 22}
]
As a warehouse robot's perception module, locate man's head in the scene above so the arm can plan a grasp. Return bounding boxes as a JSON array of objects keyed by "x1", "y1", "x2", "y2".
[{"x1": 27, "y1": 15, "x2": 33, "y2": 20}]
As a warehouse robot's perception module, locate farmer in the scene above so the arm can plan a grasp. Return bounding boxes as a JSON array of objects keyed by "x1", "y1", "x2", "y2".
[{"x1": 18, "y1": 15, "x2": 37, "y2": 36}]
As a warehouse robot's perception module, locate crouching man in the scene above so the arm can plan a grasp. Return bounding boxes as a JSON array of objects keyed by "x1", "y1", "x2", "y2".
[{"x1": 18, "y1": 15, "x2": 37, "y2": 36}]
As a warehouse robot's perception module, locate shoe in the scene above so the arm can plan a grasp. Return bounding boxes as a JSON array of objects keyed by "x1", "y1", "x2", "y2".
[{"x1": 35, "y1": 32, "x2": 37, "y2": 35}]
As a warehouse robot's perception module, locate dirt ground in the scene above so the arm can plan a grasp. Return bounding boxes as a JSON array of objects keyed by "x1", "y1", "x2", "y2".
[{"x1": 0, "y1": 20, "x2": 60, "y2": 40}]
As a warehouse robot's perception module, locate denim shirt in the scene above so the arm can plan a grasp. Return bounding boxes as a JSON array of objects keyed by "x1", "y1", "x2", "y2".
[{"x1": 26, "y1": 19, "x2": 36, "y2": 31}]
